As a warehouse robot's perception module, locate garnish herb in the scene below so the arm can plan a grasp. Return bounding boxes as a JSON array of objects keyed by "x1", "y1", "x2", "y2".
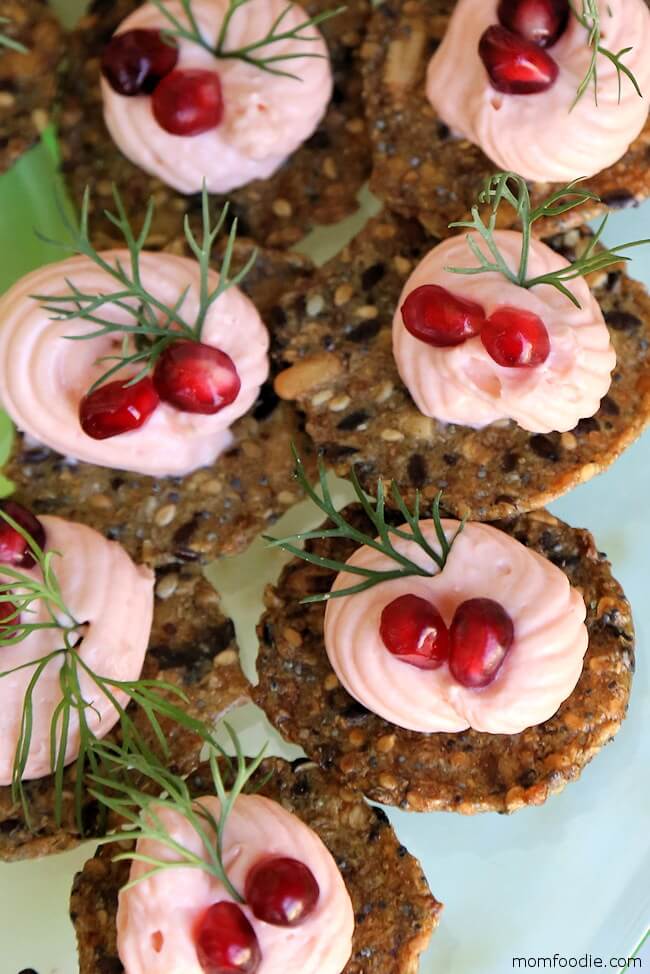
[
  {"x1": 0, "y1": 512, "x2": 216, "y2": 831},
  {"x1": 446, "y1": 171, "x2": 650, "y2": 308},
  {"x1": 150, "y1": 0, "x2": 344, "y2": 80},
  {"x1": 570, "y1": 1, "x2": 641, "y2": 108},
  {"x1": 33, "y1": 184, "x2": 256, "y2": 393},
  {"x1": 265, "y1": 446, "x2": 465, "y2": 604},
  {"x1": 0, "y1": 16, "x2": 27, "y2": 53},
  {"x1": 91, "y1": 727, "x2": 268, "y2": 901}
]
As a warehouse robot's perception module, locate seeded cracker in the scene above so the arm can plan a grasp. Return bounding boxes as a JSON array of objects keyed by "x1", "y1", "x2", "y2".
[
  {"x1": 71, "y1": 758, "x2": 441, "y2": 974},
  {"x1": 0, "y1": 559, "x2": 251, "y2": 861},
  {"x1": 361, "y1": 0, "x2": 650, "y2": 239},
  {"x1": 58, "y1": 0, "x2": 372, "y2": 250},
  {"x1": 253, "y1": 506, "x2": 634, "y2": 813},
  {"x1": 272, "y1": 214, "x2": 650, "y2": 521},
  {"x1": 4, "y1": 243, "x2": 318, "y2": 567},
  {"x1": 0, "y1": 0, "x2": 63, "y2": 174}
]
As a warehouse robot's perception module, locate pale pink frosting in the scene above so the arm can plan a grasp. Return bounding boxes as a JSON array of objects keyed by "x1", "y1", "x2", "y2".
[
  {"x1": 0, "y1": 251, "x2": 269, "y2": 476},
  {"x1": 0, "y1": 516, "x2": 154, "y2": 784},
  {"x1": 426, "y1": 0, "x2": 650, "y2": 182},
  {"x1": 103, "y1": 0, "x2": 333, "y2": 194},
  {"x1": 117, "y1": 793, "x2": 354, "y2": 974},
  {"x1": 392, "y1": 231, "x2": 615, "y2": 433},
  {"x1": 324, "y1": 520, "x2": 588, "y2": 735}
]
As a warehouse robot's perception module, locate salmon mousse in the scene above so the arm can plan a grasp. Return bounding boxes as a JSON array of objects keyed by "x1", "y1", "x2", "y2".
[
  {"x1": 100, "y1": 0, "x2": 335, "y2": 195},
  {"x1": 253, "y1": 457, "x2": 634, "y2": 812}
]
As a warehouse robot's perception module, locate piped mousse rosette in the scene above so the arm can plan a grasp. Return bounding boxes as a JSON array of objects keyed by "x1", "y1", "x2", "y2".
[
  {"x1": 362, "y1": 0, "x2": 650, "y2": 236},
  {"x1": 0, "y1": 499, "x2": 250, "y2": 861},
  {"x1": 71, "y1": 744, "x2": 440, "y2": 974},
  {"x1": 253, "y1": 456, "x2": 634, "y2": 812},
  {"x1": 59, "y1": 0, "x2": 372, "y2": 249},
  {"x1": 273, "y1": 176, "x2": 650, "y2": 520},
  {"x1": 0, "y1": 186, "x2": 316, "y2": 566},
  {"x1": 0, "y1": 0, "x2": 63, "y2": 175}
]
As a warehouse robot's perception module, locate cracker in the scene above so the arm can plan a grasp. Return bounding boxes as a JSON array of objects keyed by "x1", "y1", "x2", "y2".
[
  {"x1": 58, "y1": 0, "x2": 372, "y2": 250},
  {"x1": 272, "y1": 213, "x2": 650, "y2": 520},
  {"x1": 4, "y1": 242, "x2": 317, "y2": 567},
  {"x1": 0, "y1": 559, "x2": 251, "y2": 861},
  {"x1": 361, "y1": 0, "x2": 650, "y2": 238},
  {"x1": 70, "y1": 757, "x2": 441, "y2": 974},
  {"x1": 253, "y1": 505, "x2": 634, "y2": 813},
  {"x1": 0, "y1": 0, "x2": 63, "y2": 174}
]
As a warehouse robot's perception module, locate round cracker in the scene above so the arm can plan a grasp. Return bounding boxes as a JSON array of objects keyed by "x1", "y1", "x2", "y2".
[
  {"x1": 70, "y1": 757, "x2": 441, "y2": 974},
  {"x1": 254, "y1": 504, "x2": 634, "y2": 813}
]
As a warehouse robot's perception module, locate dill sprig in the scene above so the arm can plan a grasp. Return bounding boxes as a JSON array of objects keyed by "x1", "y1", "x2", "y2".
[
  {"x1": 0, "y1": 512, "x2": 217, "y2": 832},
  {"x1": 33, "y1": 183, "x2": 256, "y2": 394},
  {"x1": 265, "y1": 446, "x2": 465, "y2": 604},
  {"x1": 150, "y1": 0, "x2": 344, "y2": 80},
  {"x1": 446, "y1": 171, "x2": 650, "y2": 308},
  {"x1": 0, "y1": 17, "x2": 28, "y2": 53},
  {"x1": 90, "y1": 728, "x2": 268, "y2": 900},
  {"x1": 570, "y1": 1, "x2": 641, "y2": 108}
]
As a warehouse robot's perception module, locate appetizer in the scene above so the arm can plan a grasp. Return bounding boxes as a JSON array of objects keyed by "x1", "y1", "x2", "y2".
[
  {"x1": 0, "y1": 501, "x2": 248, "y2": 859},
  {"x1": 59, "y1": 0, "x2": 372, "y2": 249},
  {"x1": 0, "y1": 0, "x2": 63, "y2": 174},
  {"x1": 253, "y1": 456, "x2": 634, "y2": 812},
  {"x1": 0, "y1": 187, "x2": 316, "y2": 564},
  {"x1": 273, "y1": 176, "x2": 650, "y2": 519},
  {"x1": 71, "y1": 741, "x2": 440, "y2": 973},
  {"x1": 363, "y1": 0, "x2": 650, "y2": 236}
]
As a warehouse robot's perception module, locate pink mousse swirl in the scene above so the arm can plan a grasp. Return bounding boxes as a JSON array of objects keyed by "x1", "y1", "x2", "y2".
[
  {"x1": 0, "y1": 517, "x2": 154, "y2": 784},
  {"x1": 103, "y1": 0, "x2": 333, "y2": 194},
  {"x1": 117, "y1": 793, "x2": 354, "y2": 974},
  {"x1": 324, "y1": 520, "x2": 588, "y2": 735},
  {"x1": 392, "y1": 231, "x2": 615, "y2": 433},
  {"x1": 426, "y1": 0, "x2": 650, "y2": 182},
  {"x1": 0, "y1": 251, "x2": 269, "y2": 476}
]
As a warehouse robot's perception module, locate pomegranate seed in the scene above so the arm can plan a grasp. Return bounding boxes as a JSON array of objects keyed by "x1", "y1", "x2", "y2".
[
  {"x1": 478, "y1": 25, "x2": 559, "y2": 94},
  {"x1": 153, "y1": 341, "x2": 241, "y2": 414},
  {"x1": 79, "y1": 376, "x2": 160, "y2": 440},
  {"x1": 101, "y1": 29, "x2": 179, "y2": 96},
  {"x1": 152, "y1": 69, "x2": 224, "y2": 136},
  {"x1": 449, "y1": 598, "x2": 514, "y2": 688},
  {"x1": 498, "y1": 0, "x2": 569, "y2": 48},
  {"x1": 401, "y1": 285, "x2": 486, "y2": 348},
  {"x1": 481, "y1": 306, "x2": 551, "y2": 368},
  {"x1": 245, "y1": 857, "x2": 320, "y2": 927},
  {"x1": 380, "y1": 594, "x2": 450, "y2": 670},
  {"x1": 195, "y1": 902, "x2": 261, "y2": 974},
  {"x1": 0, "y1": 599, "x2": 19, "y2": 638},
  {"x1": 0, "y1": 501, "x2": 46, "y2": 568}
]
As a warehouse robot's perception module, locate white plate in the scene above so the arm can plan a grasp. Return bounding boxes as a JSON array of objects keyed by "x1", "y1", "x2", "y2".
[{"x1": 0, "y1": 3, "x2": 648, "y2": 969}]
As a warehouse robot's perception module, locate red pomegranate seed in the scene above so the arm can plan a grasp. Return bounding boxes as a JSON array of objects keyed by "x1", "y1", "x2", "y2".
[
  {"x1": 101, "y1": 29, "x2": 179, "y2": 96},
  {"x1": 153, "y1": 341, "x2": 241, "y2": 414},
  {"x1": 152, "y1": 69, "x2": 224, "y2": 136},
  {"x1": 478, "y1": 25, "x2": 559, "y2": 94},
  {"x1": 0, "y1": 501, "x2": 46, "y2": 568},
  {"x1": 401, "y1": 285, "x2": 486, "y2": 348},
  {"x1": 245, "y1": 857, "x2": 320, "y2": 927},
  {"x1": 498, "y1": 0, "x2": 569, "y2": 48},
  {"x1": 195, "y1": 902, "x2": 261, "y2": 974},
  {"x1": 0, "y1": 598, "x2": 19, "y2": 638},
  {"x1": 481, "y1": 306, "x2": 551, "y2": 368},
  {"x1": 380, "y1": 594, "x2": 450, "y2": 670},
  {"x1": 79, "y1": 376, "x2": 160, "y2": 440},
  {"x1": 449, "y1": 598, "x2": 514, "y2": 688}
]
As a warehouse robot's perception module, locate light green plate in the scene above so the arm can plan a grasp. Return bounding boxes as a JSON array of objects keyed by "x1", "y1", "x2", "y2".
[{"x1": 0, "y1": 3, "x2": 648, "y2": 971}]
